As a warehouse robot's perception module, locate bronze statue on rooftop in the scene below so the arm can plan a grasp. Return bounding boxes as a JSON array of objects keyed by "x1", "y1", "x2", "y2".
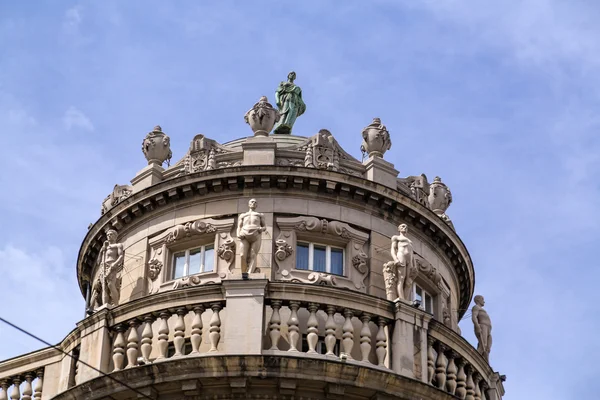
[{"x1": 273, "y1": 71, "x2": 306, "y2": 134}]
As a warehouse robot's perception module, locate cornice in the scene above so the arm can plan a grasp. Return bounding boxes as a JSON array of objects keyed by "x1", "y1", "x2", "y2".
[{"x1": 77, "y1": 166, "x2": 475, "y2": 318}]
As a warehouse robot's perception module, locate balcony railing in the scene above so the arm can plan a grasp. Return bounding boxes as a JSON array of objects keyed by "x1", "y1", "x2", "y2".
[{"x1": 0, "y1": 280, "x2": 503, "y2": 400}]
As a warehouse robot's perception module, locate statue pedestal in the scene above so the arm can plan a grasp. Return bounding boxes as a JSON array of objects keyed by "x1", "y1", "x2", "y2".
[
  {"x1": 363, "y1": 156, "x2": 399, "y2": 189},
  {"x1": 242, "y1": 136, "x2": 277, "y2": 166},
  {"x1": 131, "y1": 163, "x2": 164, "y2": 193},
  {"x1": 222, "y1": 278, "x2": 268, "y2": 355}
]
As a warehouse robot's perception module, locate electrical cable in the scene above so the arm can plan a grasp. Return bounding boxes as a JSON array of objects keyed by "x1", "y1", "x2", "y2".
[{"x1": 0, "y1": 317, "x2": 154, "y2": 400}]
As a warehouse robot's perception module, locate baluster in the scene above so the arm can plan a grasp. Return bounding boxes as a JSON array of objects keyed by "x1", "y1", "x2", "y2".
[
  {"x1": 268, "y1": 301, "x2": 282, "y2": 350},
  {"x1": 209, "y1": 303, "x2": 222, "y2": 352},
  {"x1": 324, "y1": 305, "x2": 337, "y2": 356},
  {"x1": 112, "y1": 324, "x2": 126, "y2": 371},
  {"x1": 190, "y1": 305, "x2": 204, "y2": 354},
  {"x1": 33, "y1": 371, "x2": 43, "y2": 400},
  {"x1": 446, "y1": 351, "x2": 458, "y2": 394},
  {"x1": 341, "y1": 309, "x2": 354, "y2": 359},
  {"x1": 0, "y1": 380, "x2": 8, "y2": 400},
  {"x1": 306, "y1": 303, "x2": 319, "y2": 354},
  {"x1": 287, "y1": 301, "x2": 300, "y2": 352},
  {"x1": 156, "y1": 311, "x2": 171, "y2": 360},
  {"x1": 465, "y1": 365, "x2": 475, "y2": 400},
  {"x1": 473, "y1": 373, "x2": 482, "y2": 400},
  {"x1": 480, "y1": 381, "x2": 489, "y2": 400},
  {"x1": 455, "y1": 359, "x2": 467, "y2": 399},
  {"x1": 359, "y1": 313, "x2": 372, "y2": 363},
  {"x1": 173, "y1": 308, "x2": 187, "y2": 357},
  {"x1": 140, "y1": 315, "x2": 154, "y2": 363},
  {"x1": 427, "y1": 337, "x2": 435, "y2": 384},
  {"x1": 435, "y1": 343, "x2": 447, "y2": 390},
  {"x1": 10, "y1": 377, "x2": 20, "y2": 400},
  {"x1": 126, "y1": 320, "x2": 140, "y2": 368},
  {"x1": 22, "y1": 373, "x2": 33, "y2": 400},
  {"x1": 375, "y1": 317, "x2": 387, "y2": 367}
]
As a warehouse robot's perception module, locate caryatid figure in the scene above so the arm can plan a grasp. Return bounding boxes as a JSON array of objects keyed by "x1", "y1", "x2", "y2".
[
  {"x1": 383, "y1": 223, "x2": 417, "y2": 301},
  {"x1": 237, "y1": 199, "x2": 267, "y2": 276},
  {"x1": 472, "y1": 295, "x2": 493, "y2": 361},
  {"x1": 89, "y1": 229, "x2": 124, "y2": 310}
]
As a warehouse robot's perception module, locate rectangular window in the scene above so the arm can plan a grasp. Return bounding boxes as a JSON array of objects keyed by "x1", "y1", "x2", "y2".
[
  {"x1": 172, "y1": 244, "x2": 215, "y2": 279},
  {"x1": 295, "y1": 242, "x2": 345, "y2": 276},
  {"x1": 414, "y1": 284, "x2": 434, "y2": 314}
]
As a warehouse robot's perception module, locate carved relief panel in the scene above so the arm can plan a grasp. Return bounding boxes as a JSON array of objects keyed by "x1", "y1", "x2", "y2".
[
  {"x1": 274, "y1": 216, "x2": 370, "y2": 291},
  {"x1": 145, "y1": 217, "x2": 236, "y2": 293}
]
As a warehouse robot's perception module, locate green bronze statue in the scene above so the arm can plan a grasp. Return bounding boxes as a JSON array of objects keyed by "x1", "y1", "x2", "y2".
[{"x1": 273, "y1": 71, "x2": 306, "y2": 134}]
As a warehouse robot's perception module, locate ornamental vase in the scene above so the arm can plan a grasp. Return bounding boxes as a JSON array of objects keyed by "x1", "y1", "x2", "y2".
[
  {"x1": 142, "y1": 125, "x2": 172, "y2": 166},
  {"x1": 244, "y1": 96, "x2": 280, "y2": 137},
  {"x1": 361, "y1": 117, "x2": 392, "y2": 158},
  {"x1": 427, "y1": 176, "x2": 452, "y2": 214}
]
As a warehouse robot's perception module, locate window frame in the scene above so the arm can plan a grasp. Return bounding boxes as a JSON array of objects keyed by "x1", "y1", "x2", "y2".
[
  {"x1": 413, "y1": 283, "x2": 435, "y2": 314},
  {"x1": 172, "y1": 243, "x2": 215, "y2": 279},
  {"x1": 296, "y1": 241, "x2": 345, "y2": 276}
]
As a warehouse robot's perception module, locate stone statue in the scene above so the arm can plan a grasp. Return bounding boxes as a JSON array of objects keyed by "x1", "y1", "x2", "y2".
[
  {"x1": 147, "y1": 259, "x2": 163, "y2": 295},
  {"x1": 383, "y1": 224, "x2": 418, "y2": 301},
  {"x1": 89, "y1": 229, "x2": 124, "y2": 311},
  {"x1": 237, "y1": 199, "x2": 266, "y2": 277},
  {"x1": 472, "y1": 295, "x2": 492, "y2": 361},
  {"x1": 273, "y1": 71, "x2": 306, "y2": 135}
]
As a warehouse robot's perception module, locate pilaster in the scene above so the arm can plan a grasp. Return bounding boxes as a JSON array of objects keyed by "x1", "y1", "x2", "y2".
[{"x1": 75, "y1": 308, "x2": 113, "y2": 384}]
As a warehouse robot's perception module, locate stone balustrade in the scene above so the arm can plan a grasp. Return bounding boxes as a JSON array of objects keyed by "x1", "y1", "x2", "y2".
[
  {"x1": 0, "y1": 371, "x2": 43, "y2": 400},
  {"x1": 426, "y1": 321, "x2": 503, "y2": 400}
]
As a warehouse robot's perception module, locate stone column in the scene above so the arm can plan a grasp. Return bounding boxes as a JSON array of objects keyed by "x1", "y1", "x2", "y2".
[
  {"x1": 130, "y1": 164, "x2": 164, "y2": 193},
  {"x1": 222, "y1": 279, "x2": 268, "y2": 354},
  {"x1": 363, "y1": 156, "x2": 399, "y2": 189},
  {"x1": 242, "y1": 136, "x2": 277, "y2": 166},
  {"x1": 75, "y1": 308, "x2": 113, "y2": 384}
]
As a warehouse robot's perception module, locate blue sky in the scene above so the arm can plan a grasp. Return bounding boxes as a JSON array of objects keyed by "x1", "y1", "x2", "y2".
[{"x1": 1, "y1": 1, "x2": 599, "y2": 399}]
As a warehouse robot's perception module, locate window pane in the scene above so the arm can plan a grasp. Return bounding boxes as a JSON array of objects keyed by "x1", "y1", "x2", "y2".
[
  {"x1": 204, "y1": 246, "x2": 214, "y2": 272},
  {"x1": 330, "y1": 248, "x2": 344, "y2": 275},
  {"x1": 415, "y1": 285, "x2": 423, "y2": 303},
  {"x1": 173, "y1": 253, "x2": 186, "y2": 279},
  {"x1": 313, "y1": 245, "x2": 327, "y2": 272},
  {"x1": 188, "y1": 248, "x2": 202, "y2": 275},
  {"x1": 425, "y1": 294, "x2": 433, "y2": 313},
  {"x1": 296, "y1": 243, "x2": 309, "y2": 270}
]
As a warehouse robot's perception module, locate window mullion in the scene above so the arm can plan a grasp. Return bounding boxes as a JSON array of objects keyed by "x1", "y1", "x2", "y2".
[
  {"x1": 326, "y1": 246, "x2": 331, "y2": 273},
  {"x1": 308, "y1": 243, "x2": 314, "y2": 271},
  {"x1": 184, "y1": 250, "x2": 190, "y2": 276}
]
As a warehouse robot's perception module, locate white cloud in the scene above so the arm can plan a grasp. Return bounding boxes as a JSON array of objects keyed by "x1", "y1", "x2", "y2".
[
  {"x1": 63, "y1": 106, "x2": 94, "y2": 131},
  {"x1": 63, "y1": 6, "x2": 82, "y2": 32},
  {"x1": 0, "y1": 245, "x2": 82, "y2": 360}
]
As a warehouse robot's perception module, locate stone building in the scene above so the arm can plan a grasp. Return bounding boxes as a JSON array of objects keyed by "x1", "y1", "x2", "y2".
[{"x1": 0, "y1": 77, "x2": 505, "y2": 400}]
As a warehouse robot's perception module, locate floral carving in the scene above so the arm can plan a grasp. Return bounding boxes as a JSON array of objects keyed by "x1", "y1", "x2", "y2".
[
  {"x1": 165, "y1": 220, "x2": 216, "y2": 244},
  {"x1": 101, "y1": 184, "x2": 133, "y2": 215},
  {"x1": 291, "y1": 272, "x2": 337, "y2": 286},
  {"x1": 352, "y1": 252, "x2": 368, "y2": 274},
  {"x1": 275, "y1": 239, "x2": 294, "y2": 261},
  {"x1": 173, "y1": 275, "x2": 220, "y2": 289},
  {"x1": 217, "y1": 238, "x2": 235, "y2": 264}
]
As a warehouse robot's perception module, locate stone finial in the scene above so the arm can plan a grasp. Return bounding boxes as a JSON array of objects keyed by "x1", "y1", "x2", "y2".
[
  {"x1": 142, "y1": 125, "x2": 172, "y2": 166},
  {"x1": 472, "y1": 295, "x2": 492, "y2": 362},
  {"x1": 427, "y1": 176, "x2": 454, "y2": 229},
  {"x1": 244, "y1": 96, "x2": 280, "y2": 137},
  {"x1": 361, "y1": 117, "x2": 392, "y2": 158}
]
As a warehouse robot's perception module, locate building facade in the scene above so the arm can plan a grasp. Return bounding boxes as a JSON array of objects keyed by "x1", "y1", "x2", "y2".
[{"x1": 0, "y1": 87, "x2": 505, "y2": 400}]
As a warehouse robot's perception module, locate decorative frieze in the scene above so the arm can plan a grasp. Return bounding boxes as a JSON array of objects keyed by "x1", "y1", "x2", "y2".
[{"x1": 101, "y1": 184, "x2": 133, "y2": 216}]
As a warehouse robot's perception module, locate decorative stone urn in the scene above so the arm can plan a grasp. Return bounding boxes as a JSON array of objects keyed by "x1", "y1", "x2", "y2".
[
  {"x1": 361, "y1": 117, "x2": 392, "y2": 158},
  {"x1": 244, "y1": 96, "x2": 280, "y2": 137},
  {"x1": 142, "y1": 125, "x2": 172, "y2": 166},
  {"x1": 427, "y1": 176, "x2": 452, "y2": 215}
]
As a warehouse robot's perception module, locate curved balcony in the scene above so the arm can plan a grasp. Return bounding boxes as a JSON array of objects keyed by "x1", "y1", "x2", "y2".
[{"x1": 0, "y1": 281, "x2": 504, "y2": 399}]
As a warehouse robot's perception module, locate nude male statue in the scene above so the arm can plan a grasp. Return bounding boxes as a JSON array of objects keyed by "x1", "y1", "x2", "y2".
[
  {"x1": 383, "y1": 223, "x2": 417, "y2": 301},
  {"x1": 472, "y1": 295, "x2": 492, "y2": 361},
  {"x1": 88, "y1": 229, "x2": 124, "y2": 311},
  {"x1": 237, "y1": 199, "x2": 266, "y2": 277}
]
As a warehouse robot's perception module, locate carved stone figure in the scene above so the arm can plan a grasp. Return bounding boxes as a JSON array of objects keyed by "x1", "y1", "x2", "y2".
[
  {"x1": 142, "y1": 125, "x2": 172, "y2": 166},
  {"x1": 273, "y1": 71, "x2": 306, "y2": 134},
  {"x1": 89, "y1": 229, "x2": 124, "y2": 311},
  {"x1": 383, "y1": 224, "x2": 418, "y2": 301},
  {"x1": 472, "y1": 295, "x2": 492, "y2": 361},
  {"x1": 146, "y1": 259, "x2": 163, "y2": 294},
  {"x1": 237, "y1": 199, "x2": 266, "y2": 276},
  {"x1": 361, "y1": 118, "x2": 392, "y2": 158},
  {"x1": 244, "y1": 96, "x2": 280, "y2": 137},
  {"x1": 101, "y1": 184, "x2": 133, "y2": 215}
]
